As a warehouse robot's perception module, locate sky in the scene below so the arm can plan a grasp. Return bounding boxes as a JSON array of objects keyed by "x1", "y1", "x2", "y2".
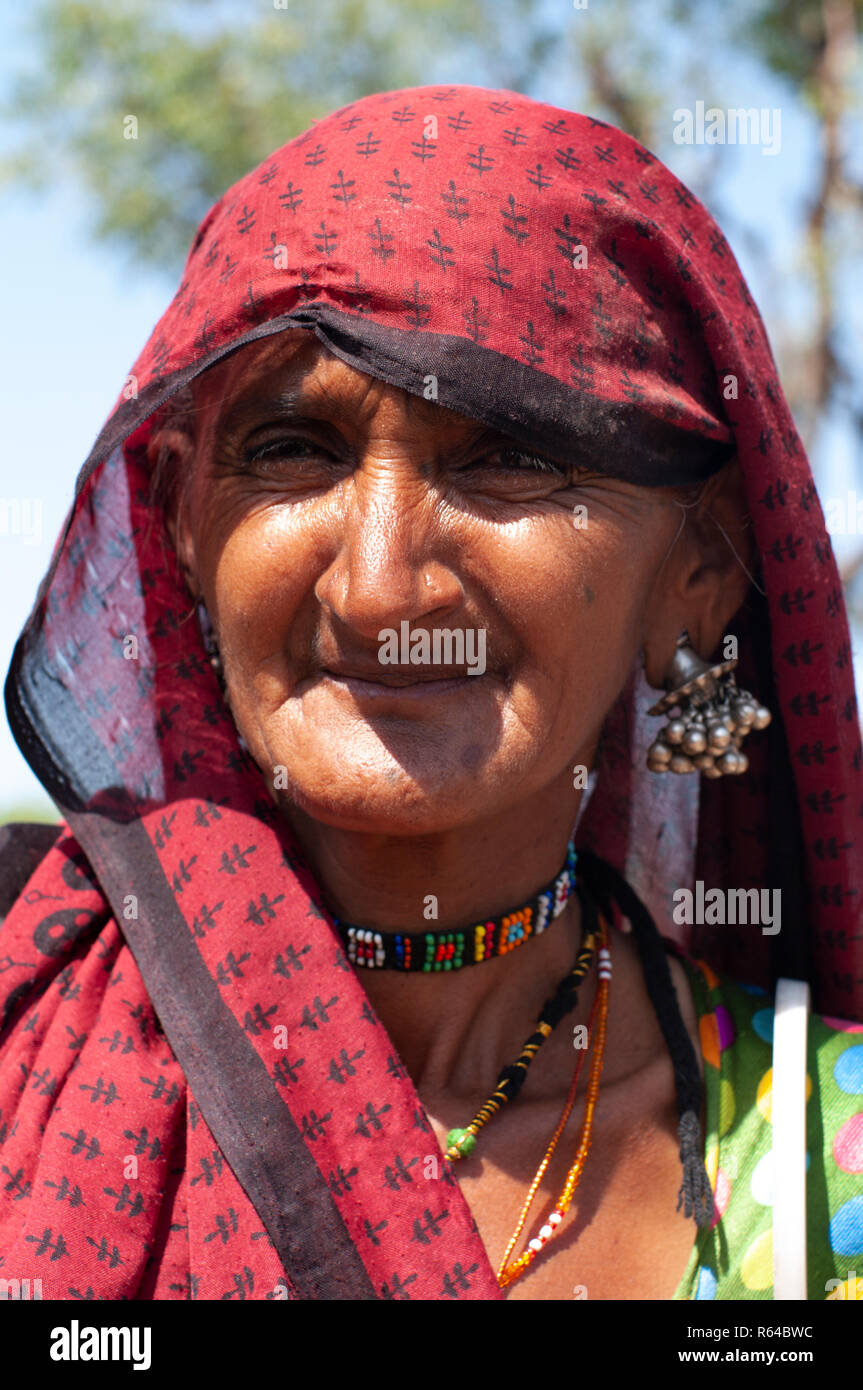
[{"x1": 1, "y1": 4, "x2": 860, "y2": 821}]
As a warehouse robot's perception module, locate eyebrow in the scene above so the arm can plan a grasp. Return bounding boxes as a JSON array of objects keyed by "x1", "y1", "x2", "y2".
[
  {"x1": 212, "y1": 395, "x2": 580, "y2": 480},
  {"x1": 217, "y1": 378, "x2": 481, "y2": 442},
  {"x1": 218, "y1": 385, "x2": 315, "y2": 437},
  {"x1": 210, "y1": 353, "x2": 580, "y2": 469}
]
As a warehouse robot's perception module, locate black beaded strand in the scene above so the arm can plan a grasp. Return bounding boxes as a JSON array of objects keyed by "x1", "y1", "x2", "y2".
[
  {"x1": 445, "y1": 888, "x2": 599, "y2": 1160},
  {"x1": 575, "y1": 849, "x2": 715, "y2": 1227}
]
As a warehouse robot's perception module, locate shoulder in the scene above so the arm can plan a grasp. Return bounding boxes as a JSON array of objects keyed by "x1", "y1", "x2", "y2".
[{"x1": 0, "y1": 822, "x2": 64, "y2": 923}]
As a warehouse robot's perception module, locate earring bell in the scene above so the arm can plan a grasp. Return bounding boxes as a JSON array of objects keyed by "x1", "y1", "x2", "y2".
[
  {"x1": 646, "y1": 630, "x2": 771, "y2": 778},
  {"x1": 197, "y1": 602, "x2": 225, "y2": 687}
]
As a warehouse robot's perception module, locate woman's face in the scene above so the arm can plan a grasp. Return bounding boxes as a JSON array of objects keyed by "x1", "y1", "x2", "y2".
[{"x1": 170, "y1": 332, "x2": 698, "y2": 836}]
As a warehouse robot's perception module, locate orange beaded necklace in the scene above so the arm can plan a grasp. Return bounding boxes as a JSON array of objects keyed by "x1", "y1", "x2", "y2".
[
  {"x1": 439, "y1": 847, "x2": 712, "y2": 1290},
  {"x1": 497, "y1": 914, "x2": 611, "y2": 1288}
]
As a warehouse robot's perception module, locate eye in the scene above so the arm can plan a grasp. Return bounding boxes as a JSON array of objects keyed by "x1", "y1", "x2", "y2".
[
  {"x1": 473, "y1": 446, "x2": 569, "y2": 478},
  {"x1": 234, "y1": 435, "x2": 572, "y2": 484},
  {"x1": 243, "y1": 436, "x2": 329, "y2": 466}
]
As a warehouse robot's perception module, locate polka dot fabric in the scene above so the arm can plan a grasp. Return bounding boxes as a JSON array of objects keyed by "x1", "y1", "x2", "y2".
[{"x1": 673, "y1": 954, "x2": 863, "y2": 1300}]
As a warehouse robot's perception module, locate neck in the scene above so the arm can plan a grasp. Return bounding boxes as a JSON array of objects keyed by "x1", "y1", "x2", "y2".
[
  {"x1": 279, "y1": 786, "x2": 702, "y2": 1170},
  {"x1": 280, "y1": 777, "x2": 592, "y2": 1087},
  {"x1": 283, "y1": 771, "x2": 585, "y2": 932}
]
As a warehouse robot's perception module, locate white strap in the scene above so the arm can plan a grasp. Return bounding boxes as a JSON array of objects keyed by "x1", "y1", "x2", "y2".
[{"x1": 772, "y1": 976, "x2": 810, "y2": 1299}]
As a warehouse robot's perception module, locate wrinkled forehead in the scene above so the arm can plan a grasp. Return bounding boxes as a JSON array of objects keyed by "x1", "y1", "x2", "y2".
[
  {"x1": 190, "y1": 326, "x2": 484, "y2": 446},
  {"x1": 192, "y1": 329, "x2": 313, "y2": 416}
]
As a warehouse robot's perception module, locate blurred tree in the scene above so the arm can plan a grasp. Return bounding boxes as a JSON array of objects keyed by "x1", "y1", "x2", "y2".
[
  {"x1": 0, "y1": 801, "x2": 59, "y2": 827},
  {"x1": 3, "y1": 0, "x2": 861, "y2": 619},
  {"x1": 717, "y1": 1, "x2": 861, "y2": 464},
  {"x1": 2, "y1": 0, "x2": 556, "y2": 271},
  {"x1": 578, "y1": 0, "x2": 863, "y2": 617}
]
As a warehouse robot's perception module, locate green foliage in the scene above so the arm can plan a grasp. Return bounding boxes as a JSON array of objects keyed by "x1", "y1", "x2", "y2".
[
  {"x1": 740, "y1": 0, "x2": 862, "y2": 89},
  {"x1": 744, "y1": 0, "x2": 829, "y2": 83},
  {"x1": 672, "y1": 0, "x2": 863, "y2": 96},
  {"x1": 3, "y1": 0, "x2": 862, "y2": 489},
  {"x1": 5, "y1": 0, "x2": 552, "y2": 274},
  {"x1": 0, "y1": 801, "x2": 59, "y2": 827}
]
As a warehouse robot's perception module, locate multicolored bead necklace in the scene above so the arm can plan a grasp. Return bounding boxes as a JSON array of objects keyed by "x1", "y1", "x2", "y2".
[
  {"x1": 437, "y1": 892, "x2": 611, "y2": 1289},
  {"x1": 334, "y1": 841, "x2": 615, "y2": 1290},
  {"x1": 443, "y1": 923, "x2": 597, "y2": 1160},
  {"x1": 334, "y1": 843, "x2": 578, "y2": 972},
  {"x1": 498, "y1": 914, "x2": 611, "y2": 1288}
]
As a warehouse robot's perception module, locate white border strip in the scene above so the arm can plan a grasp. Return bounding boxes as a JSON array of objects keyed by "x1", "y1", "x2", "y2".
[{"x1": 772, "y1": 977, "x2": 811, "y2": 1299}]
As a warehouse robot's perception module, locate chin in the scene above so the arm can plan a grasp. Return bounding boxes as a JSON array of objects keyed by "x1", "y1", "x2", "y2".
[
  {"x1": 271, "y1": 756, "x2": 499, "y2": 838},
  {"x1": 250, "y1": 693, "x2": 528, "y2": 835}
]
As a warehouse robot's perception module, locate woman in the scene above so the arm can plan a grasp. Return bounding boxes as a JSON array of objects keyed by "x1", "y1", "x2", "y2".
[{"x1": 1, "y1": 84, "x2": 861, "y2": 1302}]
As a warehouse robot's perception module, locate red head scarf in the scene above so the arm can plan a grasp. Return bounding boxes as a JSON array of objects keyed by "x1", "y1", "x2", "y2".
[{"x1": 2, "y1": 85, "x2": 861, "y2": 1301}]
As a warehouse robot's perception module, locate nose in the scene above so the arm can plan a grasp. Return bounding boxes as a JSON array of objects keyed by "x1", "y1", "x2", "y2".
[{"x1": 314, "y1": 455, "x2": 465, "y2": 641}]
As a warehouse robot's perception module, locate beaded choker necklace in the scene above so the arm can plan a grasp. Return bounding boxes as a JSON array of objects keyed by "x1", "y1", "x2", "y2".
[{"x1": 333, "y1": 843, "x2": 578, "y2": 972}]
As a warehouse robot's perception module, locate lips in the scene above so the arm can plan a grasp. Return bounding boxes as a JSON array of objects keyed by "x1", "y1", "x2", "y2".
[{"x1": 323, "y1": 665, "x2": 477, "y2": 687}]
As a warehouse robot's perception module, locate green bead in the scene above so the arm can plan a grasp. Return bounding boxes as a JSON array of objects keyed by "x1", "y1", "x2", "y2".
[{"x1": 445, "y1": 1127, "x2": 476, "y2": 1156}]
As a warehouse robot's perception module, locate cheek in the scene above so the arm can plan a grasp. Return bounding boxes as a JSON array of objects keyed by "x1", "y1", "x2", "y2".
[
  {"x1": 203, "y1": 500, "x2": 326, "y2": 665},
  {"x1": 495, "y1": 508, "x2": 662, "y2": 709},
  {"x1": 196, "y1": 486, "x2": 665, "y2": 727}
]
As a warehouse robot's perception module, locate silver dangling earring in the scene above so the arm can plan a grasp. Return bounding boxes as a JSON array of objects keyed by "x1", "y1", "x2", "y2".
[
  {"x1": 646, "y1": 629, "x2": 771, "y2": 778},
  {"x1": 195, "y1": 601, "x2": 252, "y2": 754},
  {"x1": 197, "y1": 601, "x2": 225, "y2": 689}
]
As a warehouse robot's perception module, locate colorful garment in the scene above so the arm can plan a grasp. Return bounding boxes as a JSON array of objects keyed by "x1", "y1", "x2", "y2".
[
  {"x1": 0, "y1": 820, "x2": 502, "y2": 1300},
  {"x1": 1, "y1": 84, "x2": 861, "y2": 1299},
  {"x1": 673, "y1": 955, "x2": 863, "y2": 1300},
  {"x1": 2, "y1": 828, "x2": 859, "y2": 1300}
]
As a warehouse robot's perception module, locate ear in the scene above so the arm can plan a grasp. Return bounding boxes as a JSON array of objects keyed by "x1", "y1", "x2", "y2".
[
  {"x1": 146, "y1": 425, "x2": 200, "y2": 599},
  {"x1": 642, "y1": 458, "x2": 755, "y2": 689}
]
